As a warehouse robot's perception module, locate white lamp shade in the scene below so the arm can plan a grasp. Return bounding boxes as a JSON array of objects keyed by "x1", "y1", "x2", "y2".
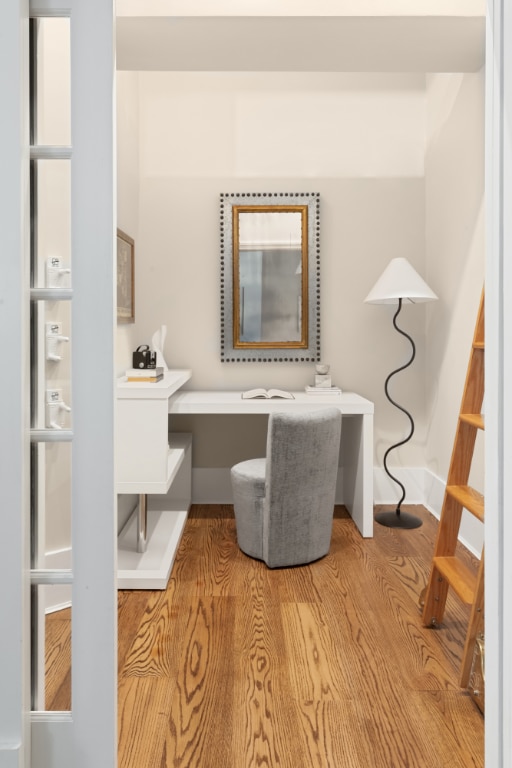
[{"x1": 364, "y1": 257, "x2": 438, "y2": 305}]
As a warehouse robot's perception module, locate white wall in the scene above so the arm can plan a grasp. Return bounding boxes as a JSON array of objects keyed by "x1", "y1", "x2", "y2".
[
  {"x1": 115, "y1": 68, "x2": 485, "y2": 517},
  {"x1": 116, "y1": 71, "x2": 141, "y2": 531},
  {"x1": 117, "y1": 71, "x2": 429, "y2": 473},
  {"x1": 424, "y1": 71, "x2": 485, "y2": 548},
  {"x1": 116, "y1": 71, "x2": 141, "y2": 373}
]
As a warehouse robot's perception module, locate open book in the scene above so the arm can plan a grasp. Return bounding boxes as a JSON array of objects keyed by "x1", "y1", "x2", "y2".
[{"x1": 242, "y1": 388, "x2": 294, "y2": 400}]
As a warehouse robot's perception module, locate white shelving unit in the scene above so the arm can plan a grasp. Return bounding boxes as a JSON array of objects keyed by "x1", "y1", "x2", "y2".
[{"x1": 116, "y1": 369, "x2": 192, "y2": 588}]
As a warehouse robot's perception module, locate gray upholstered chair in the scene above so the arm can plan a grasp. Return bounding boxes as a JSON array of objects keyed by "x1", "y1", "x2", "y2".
[{"x1": 230, "y1": 408, "x2": 342, "y2": 568}]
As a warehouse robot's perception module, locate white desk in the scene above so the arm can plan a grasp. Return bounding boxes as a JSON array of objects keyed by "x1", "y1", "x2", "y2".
[{"x1": 169, "y1": 390, "x2": 374, "y2": 537}]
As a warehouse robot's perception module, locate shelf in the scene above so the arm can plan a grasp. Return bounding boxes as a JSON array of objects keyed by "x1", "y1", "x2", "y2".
[
  {"x1": 117, "y1": 369, "x2": 191, "y2": 399},
  {"x1": 115, "y1": 366, "x2": 193, "y2": 590},
  {"x1": 117, "y1": 433, "x2": 191, "y2": 495},
  {"x1": 117, "y1": 502, "x2": 188, "y2": 589},
  {"x1": 167, "y1": 433, "x2": 191, "y2": 484}
]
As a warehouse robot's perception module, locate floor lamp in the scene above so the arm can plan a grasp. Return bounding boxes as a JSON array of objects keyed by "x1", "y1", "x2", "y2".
[{"x1": 365, "y1": 258, "x2": 438, "y2": 529}]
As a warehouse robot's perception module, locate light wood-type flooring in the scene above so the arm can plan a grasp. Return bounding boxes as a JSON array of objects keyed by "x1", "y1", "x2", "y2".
[{"x1": 46, "y1": 504, "x2": 484, "y2": 767}]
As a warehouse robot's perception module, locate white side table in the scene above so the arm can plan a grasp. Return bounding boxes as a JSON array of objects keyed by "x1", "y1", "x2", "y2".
[{"x1": 116, "y1": 369, "x2": 192, "y2": 588}]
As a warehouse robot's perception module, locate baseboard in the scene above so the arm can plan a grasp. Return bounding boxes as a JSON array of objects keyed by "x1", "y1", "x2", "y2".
[
  {"x1": 374, "y1": 466, "x2": 482, "y2": 557},
  {"x1": 422, "y1": 468, "x2": 483, "y2": 557},
  {"x1": 192, "y1": 466, "x2": 483, "y2": 557},
  {"x1": 44, "y1": 548, "x2": 72, "y2": 614},
  {"x1": 373, "y1": 466, "x2": 425, "y2": 505},
  {"x1": 192, "y1": 467, "x2": 423, "y2": 507}
]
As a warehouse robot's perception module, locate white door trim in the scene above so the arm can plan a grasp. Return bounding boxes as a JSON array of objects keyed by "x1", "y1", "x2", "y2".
[
  {"x1": 0, "y1": 1, "x2": 117, "y2": 766},
  {"x1": 0, "y1": 2, "x2": 31, "y2": 766},
  {"x1": 485, "y1": 1, "x2": 512, "y2": 766}
]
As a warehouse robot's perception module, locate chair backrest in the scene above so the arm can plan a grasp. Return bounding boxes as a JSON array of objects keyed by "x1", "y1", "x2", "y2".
[{"x1": 263, "y1": 408, "x2": 342, "y2": 567}]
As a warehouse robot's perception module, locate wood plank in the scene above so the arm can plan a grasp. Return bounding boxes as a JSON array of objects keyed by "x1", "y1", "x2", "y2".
[
  {"x1": 434, "y1": 556, "x2": 477, "y2": 604},
  {"x1": 45, "y1": 608, "x2": 71, "y2": 711},
  {"x1": 446, "y1": 485, "x2": 485, "y2": 522},
  {"x1": 46, "y1": 504, "x2": 484, "y2": 767},
  {"x1": 164, "y1": 596, "x2": 238, "y2": 767},
  {"x1": 118, "y1": 677, "x2": 174, "y2": 768},
  {"x1": 460, "y1": 413, "x2": 484, "y2": 430}
]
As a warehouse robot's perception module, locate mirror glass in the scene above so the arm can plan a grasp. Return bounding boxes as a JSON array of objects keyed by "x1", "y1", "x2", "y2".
[{"x1": 221, "y1": 193, "x2": 320, "y2": 362}]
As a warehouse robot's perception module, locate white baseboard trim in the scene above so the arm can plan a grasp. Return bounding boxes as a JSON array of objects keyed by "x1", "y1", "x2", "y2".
[
  {"x1": 422, "y1": 468, "x2": 483, "y2": 558},
  {"x1": 374, "y1": 466, "x2": 482, "y2": 557},
  {"x1": 192, "y1": 466, "x2": 483, "y2": 557},
  {"x1": 373, "y1": 466, "x2": 425, "y2": 505},
  {"x1": 44, "y1": 548, "x2": 72, "y2": 614}
]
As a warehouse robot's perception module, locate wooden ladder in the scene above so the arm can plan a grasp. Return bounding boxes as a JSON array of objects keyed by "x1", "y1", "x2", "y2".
[{"x1": 421, "y1": 289, "x2": 485, "y2": 702}]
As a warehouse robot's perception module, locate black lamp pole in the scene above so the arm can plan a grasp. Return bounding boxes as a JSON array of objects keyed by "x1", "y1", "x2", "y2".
[{"x1": 375, "y1": 298, "x2": 423, "y2": 529}]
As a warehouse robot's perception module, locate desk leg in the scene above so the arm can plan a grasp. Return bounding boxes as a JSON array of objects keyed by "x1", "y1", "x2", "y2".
[
  {"x1": 137, "y1": 493, "x2": 148, "y2": 553},
  {"x1": 341, "y1": 414, "x2": 374, "y2": 537}
]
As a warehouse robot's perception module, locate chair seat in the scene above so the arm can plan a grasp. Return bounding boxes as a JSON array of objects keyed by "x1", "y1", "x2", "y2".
[
  {"x1": 230, "y1": 458, "x2": 267, "y2": 561},
  {"x1": 231, "y1": 458, "x2": 266, "y2": 497}
]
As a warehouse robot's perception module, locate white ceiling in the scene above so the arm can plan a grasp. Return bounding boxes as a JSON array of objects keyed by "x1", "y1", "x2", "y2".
[{"x1": 116, "y1": 14, "x2": 485, "y2": 73}]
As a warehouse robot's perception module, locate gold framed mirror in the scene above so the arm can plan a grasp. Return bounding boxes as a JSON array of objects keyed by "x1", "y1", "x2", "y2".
[{"x1": 220, "y1": 192, "x2": 320, "y2": 363}]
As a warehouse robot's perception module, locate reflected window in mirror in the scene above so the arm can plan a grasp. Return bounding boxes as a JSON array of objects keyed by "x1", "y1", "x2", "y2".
[{"x1": 220, "y1": 193, "x2": 320, "y2": 363}]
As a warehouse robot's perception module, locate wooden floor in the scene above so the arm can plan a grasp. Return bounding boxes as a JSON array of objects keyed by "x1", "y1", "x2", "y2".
[{"x1": 46, "y1": 504, "x2": 484, "y2": 767}]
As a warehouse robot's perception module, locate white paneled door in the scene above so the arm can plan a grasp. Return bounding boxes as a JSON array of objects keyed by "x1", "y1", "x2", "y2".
[{"x1": 0, "y1": 1, "x2": 117, "y2": 766}]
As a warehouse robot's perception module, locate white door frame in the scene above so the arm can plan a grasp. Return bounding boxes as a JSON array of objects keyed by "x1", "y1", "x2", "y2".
[
  {"x1": 1, "y1": 2, "x2": 511, "y2": 767},
  {"x1": 485, "y1": 2, "x2": 512, "y2": 766},
  {"x1": 0, "y1": 1, "x2": 117, "y2": 766},
  {"x1": 0, "y1": 1, "x2": 31, "y2": 765}
]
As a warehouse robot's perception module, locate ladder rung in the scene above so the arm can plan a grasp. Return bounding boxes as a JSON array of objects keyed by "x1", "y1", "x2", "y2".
[
  {"x1": 433, "y1": 556, "x2": 477, "y2": 604},
  {"x1": 446, "y1": 485, "x2": 484, "y2": 521},
  {"x1": 460, "y1": 413, "x2": 484, "y2": 430}
]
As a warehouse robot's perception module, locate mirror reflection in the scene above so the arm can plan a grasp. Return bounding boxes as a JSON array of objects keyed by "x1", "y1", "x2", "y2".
[
  {"x1": 235, "y1": 209, "x2": 306, "y2": 346},
  {"x1": 220, "y1": 192, "x2": 320, "y2": 363}
]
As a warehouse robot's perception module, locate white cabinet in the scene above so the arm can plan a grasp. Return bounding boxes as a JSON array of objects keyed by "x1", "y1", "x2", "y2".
[{"x1": 116, "y1": 370, "x2": 192, "y2": 588}]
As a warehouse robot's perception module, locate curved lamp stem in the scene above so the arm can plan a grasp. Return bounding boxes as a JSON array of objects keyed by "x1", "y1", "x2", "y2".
[{"x1": 377, "y1": 298, "x2": 422, "y2": 528}]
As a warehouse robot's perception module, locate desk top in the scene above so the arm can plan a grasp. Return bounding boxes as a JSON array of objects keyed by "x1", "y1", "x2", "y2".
[{"x1": 169, "y1": 390, "x2": 373, "y2": 415}]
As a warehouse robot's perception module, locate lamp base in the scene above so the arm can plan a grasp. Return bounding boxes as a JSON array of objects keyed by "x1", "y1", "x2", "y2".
[{"x1": 375, "y1": 509, "x2": 423, "y2": 529}]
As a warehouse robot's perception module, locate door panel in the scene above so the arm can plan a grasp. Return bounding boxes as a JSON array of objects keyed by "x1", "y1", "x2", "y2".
[{"x1": 28, "y1": 4, "x2": 117, "y2": 767}]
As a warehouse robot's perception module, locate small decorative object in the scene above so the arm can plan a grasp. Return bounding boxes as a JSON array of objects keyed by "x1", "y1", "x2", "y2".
[
  {"x1": 45, "y1": 321, "x2": 69, "y2": 362},
  {"x1": 151, "y1": 324, "x2": 169, "y2": 370},
  {"x1": 132, "y1": 345, "x2": 156, "y2": 369},
  {"x1": 241, "y1": 388, "x2": 294, "y2": 400},
  {"x1": 305, "y1": 385, "x2": 341, "y2": 396},
  {"x1": 46, "y1": 256, "x2": 71, "y2": 289},
  {"x1": 126, "y1": 367, "x2": 164, "y2": 383},
  {"x1": 117, "y1": 229, "x2": 135, "y2": 323},
  {"x1": 315, "y1": 362, "x2": 331, "y2": 388}
]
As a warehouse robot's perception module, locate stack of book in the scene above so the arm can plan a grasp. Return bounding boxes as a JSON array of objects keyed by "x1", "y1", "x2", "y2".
[
  {"x1": 126, "y1": 367, "x2": 164, "y2": 383},
  {"x1": 305, "y1": 385, "x2": 342, "y2": 395}
]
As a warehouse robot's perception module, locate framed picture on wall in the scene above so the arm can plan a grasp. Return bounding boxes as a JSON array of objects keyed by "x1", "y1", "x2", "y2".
[{"x1": 117, "y1": 228, "x2": 135, "y2": 322}]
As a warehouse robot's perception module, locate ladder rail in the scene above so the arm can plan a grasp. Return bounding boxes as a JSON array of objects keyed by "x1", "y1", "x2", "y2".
[{"x1": 420, "y1": 289, "x2": 485, "y2": 705}]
